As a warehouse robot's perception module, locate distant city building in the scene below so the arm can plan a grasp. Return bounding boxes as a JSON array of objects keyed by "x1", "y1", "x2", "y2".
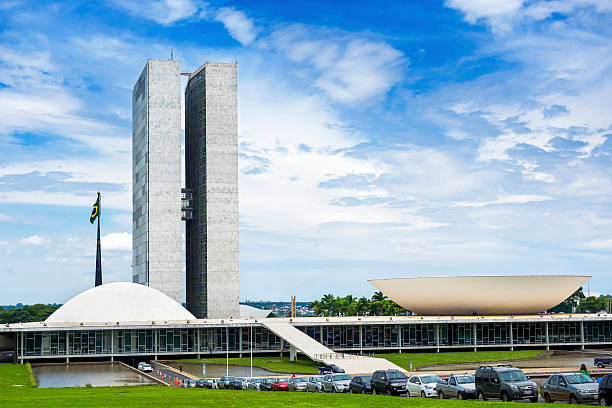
[
  {"x1": 185, "y1": 62, "x2": 239, "y2": 319},
  {"x1": 132, "y1": 60, "x2": 183, "y2": 304}
]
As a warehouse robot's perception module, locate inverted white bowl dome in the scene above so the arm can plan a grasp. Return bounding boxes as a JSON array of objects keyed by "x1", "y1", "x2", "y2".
[
  {"x1": 369, "y1": 275, "x2": 590, "y2": 316},
  {"x1": 46, "y1": 282, "x2": 196, "y2": 323}
]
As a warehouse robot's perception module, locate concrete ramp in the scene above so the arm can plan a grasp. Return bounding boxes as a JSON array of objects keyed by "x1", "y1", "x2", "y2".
[{"x1": 262, "y1": 321, "x2": 405, "y2": 375}]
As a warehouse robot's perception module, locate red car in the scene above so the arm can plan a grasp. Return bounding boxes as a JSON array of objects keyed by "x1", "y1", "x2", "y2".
[{"x1": 271, "y1": 378, "x2": 290, "y2": 391}]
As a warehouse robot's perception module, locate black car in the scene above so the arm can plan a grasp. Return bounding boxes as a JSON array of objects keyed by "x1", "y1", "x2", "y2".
[
  {"x1": 475, "y1": 365, "x2": 538, "y2": 402},
  {"x1": 259, "y1": 378, "x2": 274, "y2": 391},
  {"x1": 349, "y1": 375, "x2": 372, "y2": 394},
  {"x1": 599, "y1": 374, "x2": 612, "y2": 405},
  {"x1": 319, "y1": 364, "x2": 345, "y2": 374},
  {"x1": 596, "y1": 357, "x2": 612, "y2": 368},
  {"x1": 371, "y1": 369, "x2": 408, "y2": 396},
  {"x1": 230, "y1": 378, "x2": 245, "y2": 390},
  {"x1": 196, "y1": 378, "x2": 207, "y2": 388}
]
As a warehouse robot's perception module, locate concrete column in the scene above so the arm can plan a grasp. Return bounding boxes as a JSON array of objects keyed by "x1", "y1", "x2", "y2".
[
  {"x1": 398, "y1": 324, "x2": 402, "y2": 354},
  {"x1": 359, "y1": 325, "x2": 363, "y2": 355},
  {"x1": 509, "y1": 322, "x2": 514, "y2": 351},
  {"x1": 473, "y1": 323, "x2": 477, "y2": 352},
  {"x1": 545, "y1": 321, "x2": 550, "y2": 351},
  {"x1": 111, "y1": 330, "x2": 114, "y2": 361},
  {"x1": 280, "y1": 339, "x2": 283, "y2": 357},
  {"x1": 66, "y1": 330, "x2": 70, "y2": 363},
  {"x1": 154, "y1": 329, "x2": 158, "y2": 355},
  {"x1": 435, "y1": 324, "x2": 440, "y2": 353},
  {"x1": 197, "y1": 329, "x2": 201, "y2": 359},
  {"x1": 239, "y1": 327, "x2": 243, "y2": 358},
  {"x1": 290, "y1": 345, "x2": 297, "y2": 362},
  {"x1": 580, "y1": 320, "x2": 585, "y2": 350}
]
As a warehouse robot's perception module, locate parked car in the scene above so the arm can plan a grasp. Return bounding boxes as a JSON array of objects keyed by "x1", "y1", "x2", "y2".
[
  {"x1": 248, "y1": 378, "x2": 263, "y2": 391},
  {"x1": 288, "y1": 377, "x2": 308, "y2": 392},
  {"x1": 229, "y1": 378, "x2": 245, "y2": 390},
  {"x1": 371, "y1": 369, "x2": 409, "y2": 396},
  {"x1": 137, "y1": 362, "x2": 153, "y2": 372},
  {"x1": 218, "y1": 376, "x2": 235, "y2": 390},
  {"x1": 183, "y1": 379, "x2": 198, "y2": 388},
  {"x1": 242, "y1": 378, "x2": 255, "y2": 390},
  {"x1": 306, "y1": 376, "x2": 324, "y2": 392},
  {"x1": 319, "y1": 364, "x2": 345, "y2": 374},
  {"x1": 196, "y1": 378, "x2": 207, "y2": 388},
  {"x1": 349, "y1": 375, "x2": 372, "y2": 394},
  {"x1": 475, "y1": 365, "x2": 538, "y2": 402},
  {"x1": 436, "y1": 374, "x2": 476, "y2": 400},
  {"x1": 259, "y1": 378, "x2": 274, "y2": 391},
  {"x1": 596, "y1": 357, "x2": 612, "y2": 368},
  {"x1": 541, "y1": 373, "x2": 598, "y2": 404},
  {"x1": 599, "y1": 374, "x2": 612, "y2": 405},
  {"x1": 321, "y1": 373, "x2": 352, "y2": 393},
  {"x1": 407, "y1": 374, "x2": 444, "y2": 398},
  {"x1": 271, "y1": 378, "x2": 290, "y2": 391}
]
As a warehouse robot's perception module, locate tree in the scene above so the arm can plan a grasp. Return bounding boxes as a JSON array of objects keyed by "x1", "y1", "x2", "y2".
[
  {"x1": 0, "y1": 306, "x2": 4, "y2": 313},
  {"x1": 0, "y1": 304, "x2": 60, "y2": 324}
]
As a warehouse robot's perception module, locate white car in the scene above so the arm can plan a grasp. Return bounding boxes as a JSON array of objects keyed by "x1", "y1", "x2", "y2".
[
  {"x1": 138, "y1": 362, "x2": 153, "y2": 372},
  {"x1": 406, "y1": 374, "x2": 443, "y2": 398}
]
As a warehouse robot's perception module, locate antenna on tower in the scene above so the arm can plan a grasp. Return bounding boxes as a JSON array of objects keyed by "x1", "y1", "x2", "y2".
[{"x1": 170, "y1": 49, "x2": 174, "y2": 61}]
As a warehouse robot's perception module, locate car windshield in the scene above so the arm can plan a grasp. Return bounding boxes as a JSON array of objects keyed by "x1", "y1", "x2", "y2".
[
  {"x1": 277, "y1": 378, "x2": 289, "y2": 382},
  {"x1": 333, "y1": 374, "x2": 351, "y2": 381},
  {"x1": 387, "y1": 371, "x2": 408, "y2": 380},
  {"x1": 500, "y1": 371, "x2": 528, "y2": 382},
  {"x1": 294, "y1": 378, "x2": 307, "y2": 382},
  {"x1": 361, "y1": 375, "x2": 372, "y2": 382},
  {"x1": 566, "y1": 374, "x2": 594, "y2": 384},
  {"x1": 456, "y1": 375, "x2": 475, "y2": 384},
  {"x1": 421, "y1": 375, "x2": 443, "y2": 384}
]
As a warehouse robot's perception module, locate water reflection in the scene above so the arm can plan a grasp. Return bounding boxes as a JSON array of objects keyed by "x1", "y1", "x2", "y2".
[{"x1": 32, "y1": 363, "x2": 156, "y2": 388}]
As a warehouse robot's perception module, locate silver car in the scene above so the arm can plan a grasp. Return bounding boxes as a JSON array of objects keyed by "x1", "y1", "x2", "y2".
[
  {"x1": 288, "y1": 377, "x2": 308, "y2": 392},
  {"x1": 541, "y1": 373, "x2": 598, "y2": 404},
  {"x1": 321, "y1": 373, "x2": 352, "y2": 393},
  {"x1": 306, "y1": 376, "x2": 324, "y2": 392},
  {"x1": 247, "y1": 378, "x2": 263, "y2": 391}
]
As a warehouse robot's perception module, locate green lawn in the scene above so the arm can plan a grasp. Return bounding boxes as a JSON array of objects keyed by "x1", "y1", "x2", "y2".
[
  {"x1": 177, "y1": 356, "x2": 320, "y2": 374},
  {"x1": 376, "y1": 350, "x2": 547, "y2": 370},
  {"x1": 0, "y1": 363, "x2": 547, "y2": 407}
]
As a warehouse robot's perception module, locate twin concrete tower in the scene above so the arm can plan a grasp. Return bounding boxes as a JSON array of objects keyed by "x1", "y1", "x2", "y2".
[{"x1": 132, "y1": 59, "x2": 239, "y2": 319}]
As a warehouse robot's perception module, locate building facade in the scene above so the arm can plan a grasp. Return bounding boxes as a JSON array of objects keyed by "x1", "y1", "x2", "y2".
[
  {"x1": 6, "y1": 315, "x2": 612, "y2": 361},
  {"x1": 185, "y1": 62, "x2": 239, "y2": 319},
  {"x1": 132, "y1": 60, "x2": 183, "y2": 304}
]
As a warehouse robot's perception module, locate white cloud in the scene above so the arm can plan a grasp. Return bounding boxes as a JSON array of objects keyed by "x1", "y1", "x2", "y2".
[
  {"x1": 114, "y1": 0, "x2": 207, "y2": 25},
  {"x1": 215, "y1": 8, "x2": 259, "y2": 46},
  {"x1": 267, "y1": 25, "x2": 405, "y2": 104},
  {"x1": 445, "y1": 0, "x2": 524, "y2": 32},
  {"x1": 452, "y1": 194, "x2": 552, "y2": 208},
  {"x1": 101, "y1": 232, "x2": 132, "y2": 251},
  {"x1": 0, "y1": 213, "x2": 11, "y2": 222},
  {"x1": 19, "y1": 235, "x2": 48, "y2": 245},
  {"x1": 581, "y1": 238, "x2": 612, "y2": 250}
]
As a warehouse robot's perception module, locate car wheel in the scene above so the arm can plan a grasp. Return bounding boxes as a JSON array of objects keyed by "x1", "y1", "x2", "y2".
[
  {"x1": 478, "y1": 391, "x2": 487, "y2": 401},
  {"x1": 544, "y1": 393, "x2": 552, "y2": 403},
  {"x1": 438, "y1": 391, "x2": 445, "y2": 399},
  {"x1": 372, "y1": 388, "x2": 377, "y2": 395},
  {"x1": 458, "y1": 392, "x2": 464, "y2": 400},
  {"x1": 598, "y1": 363, "x2": 605, "y2": 368},
  {"x1": 421, "y1": 391, "x2": 426, "y2": 398},
  {"x1": 600, "y1": 396, "x2": 608, "y2": 406},
  {"x1": 501, "y1": 392, "x2": 511, "y2": 402},
  {"x1": 407, "y1": 390, "x2": 411, "y2": 397},
  {"x1": 386, "y1": 388, "x2": 392, "y2": 396},
  {"x1": 332, "y1": 387, "x2": 336, "y2": 393},
  {"x1": 569, "y1": 394, "x2": 578, "y2": 404},
  {"x1": 529, "y1": 397, "x2": 539, "y2": 403},
  {"x1": 361, "y1": 389, "x2": 365, "y2": 394}
]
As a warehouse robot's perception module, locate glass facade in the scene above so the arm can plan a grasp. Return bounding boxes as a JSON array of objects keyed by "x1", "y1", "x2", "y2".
[{"x1": 15, "y1": 320, "x2": 612, "y2": 358}]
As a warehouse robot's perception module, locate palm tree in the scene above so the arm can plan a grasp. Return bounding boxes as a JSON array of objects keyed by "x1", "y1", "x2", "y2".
[
  {"x1": 356, "y1": 297, "x2": 370, "y2": 316},
  {"x1": 372, "y1": 291, "x2": 387, "y2": 302}
]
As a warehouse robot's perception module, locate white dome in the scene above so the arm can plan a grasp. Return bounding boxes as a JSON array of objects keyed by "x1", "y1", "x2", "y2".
[{"x1": 46, "y1": 282, "x2": 196, "y2": 323}]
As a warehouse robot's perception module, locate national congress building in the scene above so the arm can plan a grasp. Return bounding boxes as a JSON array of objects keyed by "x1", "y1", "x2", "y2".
[{"x1": 131, "y1": 59, "x2": 239, "y2": 319}]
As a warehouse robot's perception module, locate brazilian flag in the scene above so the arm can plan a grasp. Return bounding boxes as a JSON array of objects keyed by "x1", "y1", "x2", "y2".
[{"x1": 90, "y1": 195, "x2": 100, "y2": 224}]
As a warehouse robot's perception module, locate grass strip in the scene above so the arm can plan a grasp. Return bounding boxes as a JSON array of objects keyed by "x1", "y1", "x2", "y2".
[
  {"x1": 375, "y1": 350, "x2": 547, "y2": 370},
  {"x1": 176, "y1": 356, "x2": 320, "y2": 374}
]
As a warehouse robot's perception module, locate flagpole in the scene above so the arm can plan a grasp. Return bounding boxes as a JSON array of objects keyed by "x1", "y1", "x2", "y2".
[{"x1": 95, "y1": 192, "x2": 102, "y2": 287}]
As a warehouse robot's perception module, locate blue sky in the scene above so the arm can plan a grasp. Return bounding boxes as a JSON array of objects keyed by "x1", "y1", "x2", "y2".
[{"x1": 0, "y1": 0, "x2": 611, "y2": 304}]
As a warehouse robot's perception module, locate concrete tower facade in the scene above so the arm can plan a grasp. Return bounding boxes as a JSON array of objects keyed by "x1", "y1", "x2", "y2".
[
  {"x1": 132, "y1": 59, "x2": 183, "y2": 304},
  {"x1": 185, "y1": 62, "x2": 239, "y2": 319}
]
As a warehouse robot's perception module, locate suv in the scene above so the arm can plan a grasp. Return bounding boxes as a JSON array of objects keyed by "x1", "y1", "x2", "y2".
[
  {"x1": 599, "y1": 374, "x2": 612, "y2": 405},
  {"x1": 596, "y1": 357, "x2": 612, "y2": 368},
  {"x1": 371, "y1": 369, "x2": 409, "y2": 396},
  {"x1": 475, "y1": 365, "x2": 538, "y2": 402}
]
